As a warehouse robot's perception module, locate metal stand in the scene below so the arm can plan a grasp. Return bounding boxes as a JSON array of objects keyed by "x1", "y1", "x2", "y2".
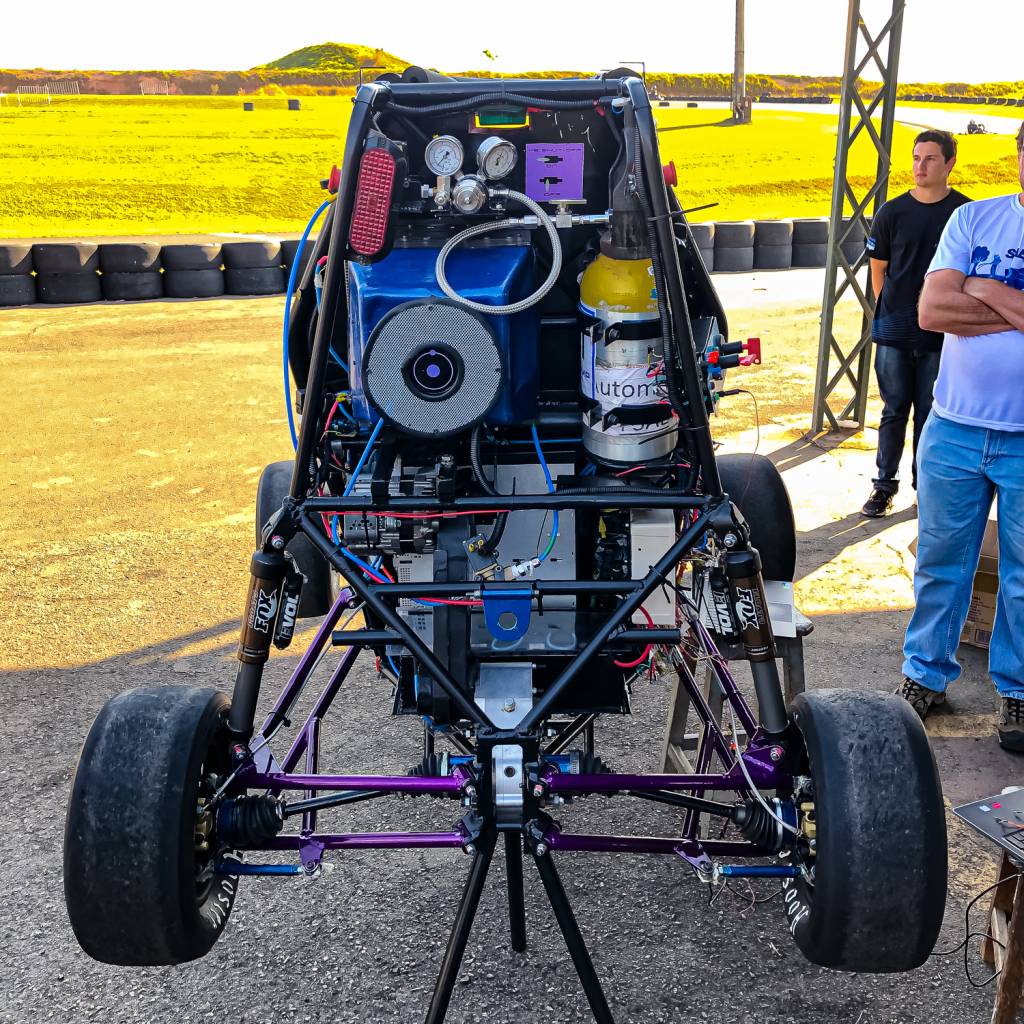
[
  {"x1": 811, "y1": 0, "x2": 905, "y2": 432},
  {"x1": 533, "y1": 850, "x2": 616, "y2": 1024},
  {"x1": 425, "y1": 833, "x2": 497, "y2": 1024},
  {"x1": 505, "y1": 832, "x2": 527, "y2": 953},
  {"x1": 424, "y1": 836, "x2": 615, "y2": 1024}
]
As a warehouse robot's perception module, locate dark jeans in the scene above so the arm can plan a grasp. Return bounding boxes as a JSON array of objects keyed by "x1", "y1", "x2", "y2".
[{"x1": 873, "y1": 344, "x2": 942, "y2": 494}]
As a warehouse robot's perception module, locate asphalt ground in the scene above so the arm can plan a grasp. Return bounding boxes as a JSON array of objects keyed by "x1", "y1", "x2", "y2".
[{"x1": 0, "y1": 286, "x2": 1012, "y2": 1023}]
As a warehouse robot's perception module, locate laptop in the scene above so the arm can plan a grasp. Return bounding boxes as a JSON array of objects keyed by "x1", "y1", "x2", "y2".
[{"x1": 953, "y1": 787, "x2": 1024, "y2": 861}]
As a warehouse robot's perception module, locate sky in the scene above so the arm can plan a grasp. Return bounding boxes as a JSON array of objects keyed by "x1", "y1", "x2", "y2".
[{"x1": 0, "y1": 1, "x2": 1018, "y2": 85}]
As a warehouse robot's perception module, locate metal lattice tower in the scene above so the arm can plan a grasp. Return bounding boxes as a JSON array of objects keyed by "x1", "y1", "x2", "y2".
[{"x1": 811, "y1": 0, "x2": 905, "y2": 433}]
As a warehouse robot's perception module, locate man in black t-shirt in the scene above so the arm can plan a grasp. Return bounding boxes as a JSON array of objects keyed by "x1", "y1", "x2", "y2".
[{"x1": 861, "y1": 129, "x2": 971, "y2": 517}]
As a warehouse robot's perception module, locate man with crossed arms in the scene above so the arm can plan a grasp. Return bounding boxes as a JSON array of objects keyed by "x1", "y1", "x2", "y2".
[{"x1": 899, "y1": 123, "x2": 1024, "y2": 751}]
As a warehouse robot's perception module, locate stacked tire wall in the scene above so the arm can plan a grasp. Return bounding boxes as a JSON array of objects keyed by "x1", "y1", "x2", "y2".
[
  {"x1": 0, "y1": 219, "x2": 872, "y2": 308},
  {"x1": 0, "y1": 238, "x2": 313, "y2": 308},
  {"x1": 0, "y1": 243, "x2": 34, "y2": 307}
]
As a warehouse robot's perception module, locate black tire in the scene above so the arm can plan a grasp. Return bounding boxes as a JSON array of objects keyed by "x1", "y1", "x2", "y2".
[
  {"x1": 101, "y1": 271, "x2": 164, "y2": 301},
  {"x1": 785, "y1": 689, "x2": 947, "y2": 972},
  {"x1": 64, "y1": 685, "x2": 238, "y2": 966},
  {"x1": 754, "y1": 244, "x2": 793, "y2": 270},
  {"x1": 792, "y1": 218, "x2": 829, "y2": 245},
  {"x1": 687, "y1": 223, "x2": 714, "y2": 249},
  {"x1": 698, "y1": 247, "x2": 714, "y2": 273},
  {"x1": 717, "y1": 453, "x2": 796, "y2": 581},
  {"x1": 33, "y1": 242, "x2": 100, "y2": 274},
  {"x1": 841, "y1": 217, "x2": 866, "y2": 242},
  {"x1": 163, "y1": 268, "x2": 225, "y2": 298},
  {"x1": 36, "y1": 272, "x2": 102, "y2": 304},
  {"x1": 754, "y1": 219, "x2": 793, "y2": 246},
  {"x1": 842, "y1": 240, "x2": 865, "y2": 265},
  {"x1": 222, "y1": 240, "x2": 282, "y2": 270},
  {"x1": 281, "y1": 237, "x2": 315, "y2": 279},
  {"x1": 161, "y1": 243, "x2": 223, "y2": 271},
  {"x1": 711, "y1": 246, "x2": 754, "y2": 273},
  {"x1": 0, "y1": 274, "x2": 36, "y2": 306},
  {"x1": 225, "y1": 266, "x2": 286, "y2": 296},
  {"x1": 0, "y1": 243, "x2": 33, "y2": 275},
  {"x1": 256, "y1": 461, "x2": 334, "y2": 617},
  {"x1": 712, "y1": 220, "x2": 755, "y2": 248},
  {"x1": 99, "y1": 243, "x2": 162, "y2": 273},
  {"x1": 792, "y1": 242, "x2": 828, "y2": 268}
]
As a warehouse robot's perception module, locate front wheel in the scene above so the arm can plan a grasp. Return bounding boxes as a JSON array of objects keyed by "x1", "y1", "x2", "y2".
[
  {"x1": 784, "y1": 688, "x2": 947, "y2": 972},
  {"x1": 64, "y1": 685, "x2": 238, "y2": 965}
]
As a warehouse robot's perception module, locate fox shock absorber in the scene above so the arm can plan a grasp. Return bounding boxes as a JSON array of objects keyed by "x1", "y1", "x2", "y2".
[
  {"x1": 229, "y1": 549, "x2": 290, "y2": 739},
  {"x1": 725, "y1": 548, "x2": 789, "y2": 736}
]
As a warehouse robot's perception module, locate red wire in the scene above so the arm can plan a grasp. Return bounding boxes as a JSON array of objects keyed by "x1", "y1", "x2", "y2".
[{"x1": 614, "y1": 604, "x2": 656, "y2": 669}]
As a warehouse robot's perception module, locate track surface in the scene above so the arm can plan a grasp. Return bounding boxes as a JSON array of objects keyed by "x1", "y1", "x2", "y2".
[{"x1": 0, "y1": 294, "x2": 1004, "y2": 1023}]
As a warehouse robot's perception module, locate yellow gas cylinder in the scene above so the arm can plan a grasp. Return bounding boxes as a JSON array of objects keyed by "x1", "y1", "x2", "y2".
[{"x1": 578, "y1": 253, "x2": 676, "y2": 463}]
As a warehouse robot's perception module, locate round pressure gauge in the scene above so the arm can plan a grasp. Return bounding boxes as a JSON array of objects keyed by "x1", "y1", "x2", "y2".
[
  {"x1": 424, "y1": 135, "x2": 464, "y2": 177},
  {"x1": 476, "y1": 136, "x2": 518, "y2": 180}
]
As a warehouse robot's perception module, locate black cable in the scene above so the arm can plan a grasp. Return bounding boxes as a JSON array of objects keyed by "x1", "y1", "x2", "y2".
[
  {"x1": 385, "y1": 92, "x2": 608, "y2": 117},
  {"x1": 929, "y1": 870, "x2": 1022, "y2": 988},
  {"x1": 469, "y1": 426, "x2": 507, "y2": 554}
]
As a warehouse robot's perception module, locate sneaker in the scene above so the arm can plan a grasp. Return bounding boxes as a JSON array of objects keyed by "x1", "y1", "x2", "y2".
[
  {"x1": 998, "y1": 698, "x2": 1024, "y2": 752},
  {"x1": 862, "y1": 487, "x2": 895, "y2": 518},
  {"x1": 895, "y1": 677, "x2": 946, "y2": 720}
]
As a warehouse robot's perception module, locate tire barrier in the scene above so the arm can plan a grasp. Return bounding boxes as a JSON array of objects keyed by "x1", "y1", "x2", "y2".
[
  {"x1": 0, "y1": 273, "x2": 36, "y2": 307},
  {"x1": 163, "y1": 268, "x2": 226, "y2": 299},
  {"x1": 221, "y1": 240, "x2": 282, "y2": 270},
  {"x1": 0, "y1": 243, "x2": 34, "y2": 307},
  {"x1": 161, "y1": 243, "x2": 223, "y2": 271},
  {"x1": 792, "y1": 242, "x2": 828, "y2": 268},
  {"x1": 102, "y1": 271, "x2": 164, "y2": 301},
  {"x1": 98, "y1": 242, "x2": 162, "y2": 274},
  {"x1": 792, "y1": 217, "x2": 829, "y2": 245},
  {"x1": 687, "y1": 223, "x2": 714, "y2": 249},
  {"x1": 5, "y1": 221, "x2": 879, "y2": 308},
  {"x1": 754, "y1": 244, "x2": 794, "y2": 270},
  {"x1": 225, "y1": 266, "x2": 287, "y2": 296},
  {"x1": 713, "y1": 220, "x2": 755, "y2": 274},
  {"x1": 754, "y1": 219, "x2": 793, "y2": 246},
  {"x1": 37, "y1": 272, "x2": 103, "y2": 304}
]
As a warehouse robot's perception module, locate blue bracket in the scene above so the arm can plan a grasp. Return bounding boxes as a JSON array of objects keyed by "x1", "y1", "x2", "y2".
[{"x1": 482, "y1": 587, "x2": 533, "y2": 644}]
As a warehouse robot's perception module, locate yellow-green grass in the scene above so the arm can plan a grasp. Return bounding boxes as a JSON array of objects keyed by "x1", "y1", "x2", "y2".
[{"x1": 0, "y1": 95, "x2": 1019, "y2": 237}]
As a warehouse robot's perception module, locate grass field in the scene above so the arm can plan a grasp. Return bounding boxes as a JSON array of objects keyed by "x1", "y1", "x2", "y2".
[{"x1": 0, "y1": 95, "x2": 1020, "y2": 237}]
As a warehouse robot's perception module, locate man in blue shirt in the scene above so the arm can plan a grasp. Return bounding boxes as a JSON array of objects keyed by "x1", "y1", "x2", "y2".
[{"x1": 898, "y1": 122, "x2": 1024, "y2": 750}]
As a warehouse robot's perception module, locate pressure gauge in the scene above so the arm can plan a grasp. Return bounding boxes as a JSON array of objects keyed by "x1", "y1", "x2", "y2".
[
  {"x1": 476, "y1": 136, "x2": 518, "y2": 180},
  {"x1": 424, "y1": 135, "x2": 464, "y2": 177}
]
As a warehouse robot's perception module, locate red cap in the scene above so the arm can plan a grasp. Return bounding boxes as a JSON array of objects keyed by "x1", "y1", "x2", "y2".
[
  {"x1": 662, "y1": 161, "x2": 677, "y2": 188},
  {"x1": 327, "y1": 164, "x2": 341, "y2": 194}
]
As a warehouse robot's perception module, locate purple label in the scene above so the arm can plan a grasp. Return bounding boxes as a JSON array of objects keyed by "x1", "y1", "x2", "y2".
[{"x1": 524, "y1": 143, "x2": 585, "y2": 202}]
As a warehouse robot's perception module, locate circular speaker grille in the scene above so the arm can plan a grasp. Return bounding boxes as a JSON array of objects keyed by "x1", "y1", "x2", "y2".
[{"x1": 363, "y1": 301, "x2": 504, "y2": 437}]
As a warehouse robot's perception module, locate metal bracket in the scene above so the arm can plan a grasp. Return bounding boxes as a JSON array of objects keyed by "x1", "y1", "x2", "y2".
[
  {"x1": 481, "y1": 586, "x2": 533, "y2": 644},
  {"x1": 475, "y1": 664, "x2": 534, "y2": 825}
]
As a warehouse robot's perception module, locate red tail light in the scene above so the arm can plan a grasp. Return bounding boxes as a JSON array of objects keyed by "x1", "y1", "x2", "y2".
[{"x1": 348, "y1": 132, "x2": 406, "y2": 261}]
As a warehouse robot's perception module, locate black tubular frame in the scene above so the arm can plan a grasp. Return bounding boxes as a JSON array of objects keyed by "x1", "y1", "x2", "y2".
[{"x1": 261, "y1": 74, "x2": 788, "y2": 739}]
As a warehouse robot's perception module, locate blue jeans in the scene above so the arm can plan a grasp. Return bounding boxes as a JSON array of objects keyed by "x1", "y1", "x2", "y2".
[
  {"x1": 903, "y1": 412, "x2": 1024, "y2": 698},
  {"x1": 873, "y1": 344, "x2": 942, "y2": 493}
]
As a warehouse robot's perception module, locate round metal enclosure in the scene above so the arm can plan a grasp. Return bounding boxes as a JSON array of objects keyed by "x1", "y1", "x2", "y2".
[{"x1": 362, "y1": 301, "x2": 504, "y2": 437}]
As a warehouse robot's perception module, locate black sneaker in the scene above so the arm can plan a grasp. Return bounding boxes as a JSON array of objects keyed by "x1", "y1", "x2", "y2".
[
  {"x1": 895, "y1": 677, "x2": 946, "y2": 720},
  {"x1": 998, "y1": 698, "x2": 1024, "y2": 752},
  {"x1": 862, "y1": 487, "x2": 895, "y2": 518}
]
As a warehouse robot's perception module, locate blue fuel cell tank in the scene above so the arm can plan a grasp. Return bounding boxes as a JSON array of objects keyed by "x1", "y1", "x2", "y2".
[{"x1": 346, "y1": 244, "x2": 539, "y2": 426}]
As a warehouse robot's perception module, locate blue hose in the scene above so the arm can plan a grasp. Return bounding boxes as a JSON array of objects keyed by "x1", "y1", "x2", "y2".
[
  {"x1": 531, "y1": 425, "x2": 559, "y2": 563},
  {"x1": 283, "y1": 198, "x2": 333, "y2": 451}
]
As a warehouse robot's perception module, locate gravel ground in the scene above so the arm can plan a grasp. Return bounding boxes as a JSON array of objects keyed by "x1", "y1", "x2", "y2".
[{"x1": 0, "y1": 294, "x2": 1007, "y2": 1023}]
